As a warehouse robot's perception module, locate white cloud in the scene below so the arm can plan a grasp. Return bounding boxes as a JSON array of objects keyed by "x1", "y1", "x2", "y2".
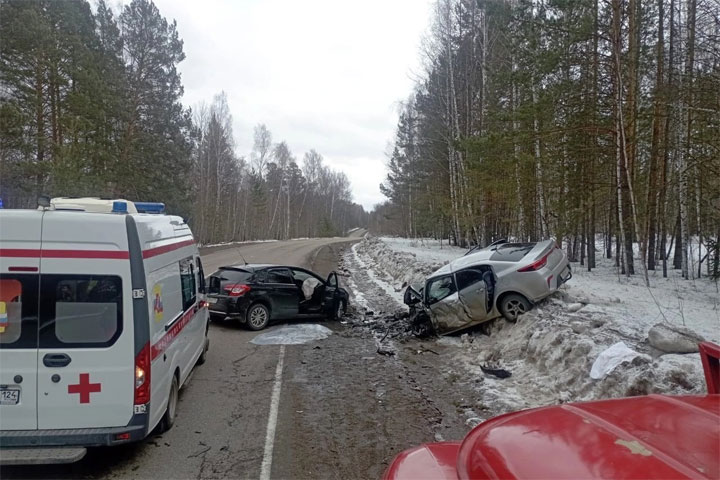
[{"x1": 148, "y1": 0, "x2": 433, "y2": 210}]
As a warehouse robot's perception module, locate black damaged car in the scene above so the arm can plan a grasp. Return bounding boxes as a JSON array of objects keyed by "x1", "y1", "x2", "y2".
[{"x1": 206, "y1": 264, "x2": 349, "y2": 330}]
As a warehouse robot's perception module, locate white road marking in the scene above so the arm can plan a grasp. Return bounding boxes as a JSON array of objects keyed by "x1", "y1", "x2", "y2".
[{"x1": 260, "y1": 345, "x2": 286, "y2": 480}]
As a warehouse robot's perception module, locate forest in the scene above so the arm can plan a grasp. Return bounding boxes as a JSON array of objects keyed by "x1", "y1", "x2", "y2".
[
  {"x1": 375, "y1": 0, "x2": 719, "y2": 281},
  {"x1": 0, "y1": 0, "x2": 368, "y2": 244}
]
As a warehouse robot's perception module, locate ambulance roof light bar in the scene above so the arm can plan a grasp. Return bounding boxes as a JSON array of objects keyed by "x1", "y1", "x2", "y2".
[
  {"x1": 134, "y1": 202, "x2": 165, "y2": 214},
  {"x1": 49, "y1": 197, "x2": 139, "y2": 214},
  {"x1": 112, "y1": 201, "x2": 129, "y2": 213}
]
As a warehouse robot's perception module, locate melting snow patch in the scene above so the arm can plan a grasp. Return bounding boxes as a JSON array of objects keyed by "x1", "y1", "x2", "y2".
[
  {"x1": 590, "y1": 342, "x2": 649, "y2": 379},
  {"x1": 250, "y1": 324, "x2": 332, "y2": 345}
]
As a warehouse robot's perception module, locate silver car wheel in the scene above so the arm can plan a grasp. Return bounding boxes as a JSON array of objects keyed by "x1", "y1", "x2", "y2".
[
  {"x1": 249, "y1": 305, "x2": 269, "y2": 329},
  {"x1": 506, "y1": 300, "x2": 526, "y2": 319},
  {"x1": 501, "y1": 294, "x2": 530, "y2": 321}
]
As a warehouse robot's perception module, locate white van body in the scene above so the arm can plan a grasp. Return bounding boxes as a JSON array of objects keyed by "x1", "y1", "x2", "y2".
[{"x1": 0, "y1": 199, "x2": 209, "y2": 460}]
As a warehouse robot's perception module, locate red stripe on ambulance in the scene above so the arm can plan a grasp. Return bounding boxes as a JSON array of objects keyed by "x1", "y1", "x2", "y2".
[
  {"x1": 0, "y1": 239, "x2": 193, "y2": 261},
  {"x1": 151, "y1": 304, "x2": 197, "y2": 360},
  {"x1": 142, "y1": 239, "x2": 195, "y2": 259},
  {"x1": 0, "y1": 248, "x2": 129, "y2": 259}
]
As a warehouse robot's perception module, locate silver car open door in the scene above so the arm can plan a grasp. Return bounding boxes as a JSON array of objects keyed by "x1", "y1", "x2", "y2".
[
  {"x1": 455, "y1": 268, "x2": 489, "y2": 323},
  {"x1": 425, "y1": 274, "x2": 473, "y2": 332}
]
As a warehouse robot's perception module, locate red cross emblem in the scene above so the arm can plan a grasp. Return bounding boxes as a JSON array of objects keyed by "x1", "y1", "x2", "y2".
[{"x1": 67, "y1": 373, "x2": 102, "y2": 404}]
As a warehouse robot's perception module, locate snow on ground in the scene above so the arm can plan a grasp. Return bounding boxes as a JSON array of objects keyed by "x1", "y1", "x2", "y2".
[
  {"x1": 201, "y1": 237, "x2": 318, "y2": 248},
  {"x1": 569, "y1": 254, "x2": 719, "y2": 342},
  {"x1": 380, "y1": 237, "x2": 467, "y2": 265},
  {"x1": 250, "y1": 324, "x2": 333, "y2": 345},
  {"x1": 350, "y1": 235, "x2": 719, "y2": 415},
  {"x1": 200, "y1": 239, "x2": 278, "y2": 248},
  {"x1": 351, "y1": 243, "x2": 405, "y2": 307}
]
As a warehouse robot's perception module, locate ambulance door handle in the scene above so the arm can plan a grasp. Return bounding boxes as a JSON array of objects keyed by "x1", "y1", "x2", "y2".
[
  {"x1": 165, "y1": 312, "x2": 183, "y2": 332},
  {"x1": 43, "y1": 353, "x2": 72, "y2": 368}
]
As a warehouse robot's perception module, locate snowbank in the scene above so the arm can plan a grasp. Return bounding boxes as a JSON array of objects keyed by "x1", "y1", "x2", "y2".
[
  {"x1": 200, "y1": 239, "x2": 277, "y2": 248},
  {"x1": 352, "y1": 237, "x2": 445, "y2": 290},
  {"x1": 447, "y1": 305, "x2": 707, "y2": 414},
  {"x1": 354, "y1": 235, "x2": 718, "y2": 414}
]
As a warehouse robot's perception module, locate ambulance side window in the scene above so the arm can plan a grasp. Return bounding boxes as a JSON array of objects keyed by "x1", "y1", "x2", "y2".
[
  {"x1": 180, "y1": 257, "x2": 196, "y2": 311},
  {"x1": 39, "y1": 275, "x2": 122, "y2": 348},
  {"x1": 196, "y1": 257, "x2": 206, "y2": 294},
  {"x1": 0, "y1": 275, "x2": 38, "y2": 348}
]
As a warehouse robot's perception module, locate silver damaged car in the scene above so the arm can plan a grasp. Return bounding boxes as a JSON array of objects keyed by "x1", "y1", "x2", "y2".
[{"x1": 403, "y1": 240, "x2": 572, "y2": 334}]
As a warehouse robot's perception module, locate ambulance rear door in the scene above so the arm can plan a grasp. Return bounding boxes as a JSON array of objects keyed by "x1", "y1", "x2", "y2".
[
  {"x1": 0, "y1": 210, "x2": 41, "y2": 430},
  {"x1": 36, "y1": 213, "x2": 135, "y2": 429}
]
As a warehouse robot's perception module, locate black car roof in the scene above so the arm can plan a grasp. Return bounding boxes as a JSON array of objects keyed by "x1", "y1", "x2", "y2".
[{"x1": 220, "y1": 264, "x2": 304, "y2": 272}]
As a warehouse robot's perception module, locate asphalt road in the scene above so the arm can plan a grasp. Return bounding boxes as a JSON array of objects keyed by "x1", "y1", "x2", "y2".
[{"x1": 199, "y1": 233, "x2": 364, "y2": 275}]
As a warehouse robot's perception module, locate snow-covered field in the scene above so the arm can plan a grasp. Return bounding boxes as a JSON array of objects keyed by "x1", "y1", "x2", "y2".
[{"x1": 349, "y1": 235, "x2": 719, "y2": 416}]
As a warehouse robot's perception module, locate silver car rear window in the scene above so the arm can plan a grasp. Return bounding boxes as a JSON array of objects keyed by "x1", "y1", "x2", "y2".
[{"x1": 489, "y1": 243, "x2": 535, "y2": 262}]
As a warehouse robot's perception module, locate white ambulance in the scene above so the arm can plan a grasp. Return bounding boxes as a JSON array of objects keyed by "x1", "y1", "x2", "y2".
[{"x1": 0, "y1": 198, "x2": 210, "y2": 464}]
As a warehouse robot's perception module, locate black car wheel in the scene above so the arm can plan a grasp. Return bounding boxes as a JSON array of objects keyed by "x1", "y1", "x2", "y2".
[
  {"x1": 246, "y1": 303, "x2": 270, "y2": 331},
  {"x1": 499, "y1": 293, "x2": 531, "y2": 322}
]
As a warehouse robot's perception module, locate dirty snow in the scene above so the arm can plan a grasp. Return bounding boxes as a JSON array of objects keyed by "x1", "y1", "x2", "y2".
[
  {"x1": 250, "y1": 324, "x2": 332, "y2": 345},
  {"x1": 348, "y1": 235, "x2": 719, "y2": 416},
  {"x1": 351, "y1": 242, "x2": 405, "y2": 307},
  {"x1": 200, "y1": 239, "x2": 278, "y2": 248},
  {"x1": 590, "y1": 342, "x2": 650, "y2": 379}
]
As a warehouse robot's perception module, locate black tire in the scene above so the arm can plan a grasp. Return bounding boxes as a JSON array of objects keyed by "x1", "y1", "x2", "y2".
[
  {"x1": 197, "y1": 336, "x2": 209, "y2": 365},
  {"x1": 331, "y1": 299, "x2": 347, "y2": 320},
  {"x1": 246, "y1": 303, "x2": 270, "y2": 331},
  {"x1": 157, "y1": 375, "x2": 179, "y2": 433},
  {"x1": 499, "y1": 293, "x2": 531, "y2": 322}
]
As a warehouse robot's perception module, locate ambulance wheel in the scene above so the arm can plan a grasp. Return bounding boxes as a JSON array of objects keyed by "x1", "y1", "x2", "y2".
[
  {"x1": 197, "y1": 337, "x2": 209, "y2": 365},
  {"x1": 246, "y1": 303, "x2": 270, "y2": 331},
  {"x1": 158, "y1": 375, "x2": 179, "y2": 433}
]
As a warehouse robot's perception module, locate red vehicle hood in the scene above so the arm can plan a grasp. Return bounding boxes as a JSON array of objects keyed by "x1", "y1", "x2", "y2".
[
  {"x1": 383, "y1": 442, "x2": 460, "y2": 480},
  {"x1": 384, "y1": 394, "x2": 720, "y2": 480}
]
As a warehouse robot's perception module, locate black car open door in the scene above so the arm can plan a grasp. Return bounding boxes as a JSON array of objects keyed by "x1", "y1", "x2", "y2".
[{"x1": 321, "y1": 272, "x2": 339, "y2": 313}]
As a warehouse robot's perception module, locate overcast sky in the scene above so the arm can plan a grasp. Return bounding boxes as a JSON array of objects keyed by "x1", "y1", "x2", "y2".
[{"x1": 122, "y1": 0, "x2": 434, "y2": 210}]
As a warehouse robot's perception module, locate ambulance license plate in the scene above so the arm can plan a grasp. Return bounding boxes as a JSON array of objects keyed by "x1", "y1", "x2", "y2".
[{"x1": 0, "y1": 387, "x2": 20, "y2": 405}]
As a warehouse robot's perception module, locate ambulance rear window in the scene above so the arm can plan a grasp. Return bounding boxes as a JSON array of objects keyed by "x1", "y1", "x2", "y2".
[
  {"x1": 39, "y1": 275, "x2": 123, "y2": 348},
  {"x1": 0, "y1": 277, "x2": 30, "y2": 347}
]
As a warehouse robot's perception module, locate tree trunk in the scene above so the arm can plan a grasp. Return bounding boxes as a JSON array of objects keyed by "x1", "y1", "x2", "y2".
[
  {"x1": 532, "y1": 80, "x2": 547, "y2": 239},
  {"x1": 611, "y1": 0, "x2": 628, "y2": 276},
  {"x1": 678, "y1": 0, "x2": 696, "y2": 279},
  {"x1": 646, "y1": 0, "x2": 666, "y2": 271},
  {"x1": 662, "y1": 0, "x2": 677, "y2": 278}
]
